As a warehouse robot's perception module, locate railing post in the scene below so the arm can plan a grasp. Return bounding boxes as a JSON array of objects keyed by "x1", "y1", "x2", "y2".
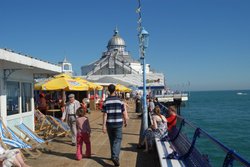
[
  {"x1": 179, "y1": 128, "x2": 201, "y2": 160},
  {"x1": 223, "y1": 150, "x2": 235, "y2": 167},
  {"x1": 167, "y1": 128, "x2": 201, "y2": 160}
]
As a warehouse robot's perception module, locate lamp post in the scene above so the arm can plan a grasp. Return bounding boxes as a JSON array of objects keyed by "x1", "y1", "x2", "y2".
[{"x1": 139, "y1": 27, "x2": 149, "y2": 135}]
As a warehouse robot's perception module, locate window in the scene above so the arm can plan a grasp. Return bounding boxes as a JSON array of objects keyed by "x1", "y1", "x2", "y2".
[
  {"x1": 6, "y1": 81, "x2": 33, "y2": 115},
  {"x1": 7, "y1": 81, "x2": 19, "y2": 115},
  {"x1": 64, "y1": 64, "x2": 70, "y2": 71},
  {"x1": 21, "y1": 83, "x2": 32, "y2": 113}
]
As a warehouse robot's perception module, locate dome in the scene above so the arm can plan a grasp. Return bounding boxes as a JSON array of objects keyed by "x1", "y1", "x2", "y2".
[{"x1": 107, "y1": 28, "x2": 126, "y2": 48}]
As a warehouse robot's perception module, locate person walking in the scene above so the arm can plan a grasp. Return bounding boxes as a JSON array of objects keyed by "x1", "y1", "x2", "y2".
[
  {"x1": 148, "y1": 98, "x2": 155, "y2": 113},
  {"x1": 102, "y1": 84, "x2": 128, "y2": 166},
  {"x1": 75, "y1": 108, "x2": 91, "y2": 160},
  {"x1": 61, "y1": 94, "x2": 81, "y2": 146},
  {"x1": 135, "y1": 93, "x2": 141, "y2": 113}
]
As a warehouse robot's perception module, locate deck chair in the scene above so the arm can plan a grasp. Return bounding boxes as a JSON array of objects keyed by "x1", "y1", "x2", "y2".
[
  {"x1": 45, "y1": 115, "x2": 70, "y2": 138},
  {"x1": 15, "y1": 123, "x2": 52, "y2": 151},
  {"x1": 0, "y1": 118, "x2": 41, "y2": 158},
  {"x1": 34, "y1": 109, "x2": 50, "y2": 134},
  {"x1": 7, "y1": 127, "x2": 42, "y2": 158}
]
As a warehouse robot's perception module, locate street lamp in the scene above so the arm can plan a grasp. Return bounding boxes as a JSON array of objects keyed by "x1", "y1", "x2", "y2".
[{"x1": 139, "y1": 27, "x2": 149, "y2": 136}]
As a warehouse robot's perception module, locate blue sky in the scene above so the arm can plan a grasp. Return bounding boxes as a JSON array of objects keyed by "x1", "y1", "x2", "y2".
[{"x1": 0, "y1": 0, "x2": 249, "y2": 91}]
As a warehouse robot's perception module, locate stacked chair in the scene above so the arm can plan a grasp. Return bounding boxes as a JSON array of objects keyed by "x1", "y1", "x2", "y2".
[
  {"x1": 34, "y1": 110, "x2": 70, "y2": 139},
  {"x1": 34, "y1": 110, "x2": 50, "y2": 134},
  {"x1": 45, "y1": 115, "x2": 70, "y2": 138}
]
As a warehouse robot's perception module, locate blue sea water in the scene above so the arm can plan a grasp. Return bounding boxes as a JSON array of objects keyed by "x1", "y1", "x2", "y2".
[{"x1": 181, "y1": 90, "x2": 250, "y2": 166}]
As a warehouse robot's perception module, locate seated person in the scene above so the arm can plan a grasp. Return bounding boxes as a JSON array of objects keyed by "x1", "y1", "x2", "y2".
[
  {"x1": 37, "y1": 93, "x2": 47, "y2": 115},
  {"x1": 166, "y1": 106, "x2": 177, "y2": 132},
  {"x1": 0, "y1": 145, "x2": 30, "y2": 167},
  {"x1": 138, "y1": 106, "x2": 168, "y2": 152}
]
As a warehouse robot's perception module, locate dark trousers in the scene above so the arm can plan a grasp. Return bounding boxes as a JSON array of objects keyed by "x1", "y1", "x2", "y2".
[{"x1": 107, "y1": 125, "x2": 123, "y2": 159}]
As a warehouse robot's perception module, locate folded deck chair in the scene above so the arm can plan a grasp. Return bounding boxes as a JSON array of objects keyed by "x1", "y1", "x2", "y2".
[
  {"x1": 45, "y1": 115, "x2": 70, "y2": 137},
  {"x1": 34, "y1": 110, "x2": 50, "y2": 134},
  {"x1": 0, "y1": 119, "x2": 41, "y2": 158},
  {"x1": 15, "y1": 123, "x2": 52, "y2": 151}
]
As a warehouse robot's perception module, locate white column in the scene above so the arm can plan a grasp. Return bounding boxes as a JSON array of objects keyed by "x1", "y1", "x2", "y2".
[
  {"x1": 0, "y1": 77, "x2": 7, "y2": 124},
  {"x1": 30, "y1": 83, "x2": 35, "y2": 131}
]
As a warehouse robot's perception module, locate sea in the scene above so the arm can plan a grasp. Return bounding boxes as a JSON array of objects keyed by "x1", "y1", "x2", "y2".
[{"x1": 180, "y1": 90, "x2": 250, "y2": 167}]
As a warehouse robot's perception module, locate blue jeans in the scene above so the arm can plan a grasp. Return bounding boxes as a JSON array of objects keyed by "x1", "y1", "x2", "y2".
[{"x1": 107, "y1": 125, "x2": 123, "y2": 159}]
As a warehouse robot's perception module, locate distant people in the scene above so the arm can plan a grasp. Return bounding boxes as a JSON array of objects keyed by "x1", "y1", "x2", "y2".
[
  {"x1": 153, "y1": 97, "x2": 159, "y2": 106},
  {"x1": 166, "y1": 106, "x2": 177, "y2": 132},
  {"x1": 138, "y1": 106, "x2": 168, "y2": 152},
  {"x1": 61, "y1": 94, "x2": 81, "y2": 146},
  {"x1": 0, "y1": 146, "x2": 30, "y2": 167},
  {"x1": 58, "y1": 95, "x2": 65, "y2": 113},
  {"x1": 102, "y1": 84, "x2": 128, "y2": 166},
  {"x1": 125, "y1": 92, "x2": 130, "y2": 100},
  {"x1": 80, "y1": 99, "x2": 88, "y2": 114},
  {"x1": 37, "y1": 93, "x2": 47, "y2": 115},
  {"x1": 83, "y1": 98, "x2": 90, "y2": 114},
  {"x1": 148, "y1": 99, "x2": 155, "y2": 113},
  {"x1": 121, "y1": 99, "x2": 130, "y2": 119},
  {"x1": 146, "y1": 96, "x2": 150, "y2": 108},
  {"x1": 135, "y1": 93, "x2": 142, "y2": 113},
  {"x1": 75, "y1": 108, "x2": 91, "y2": 160}
]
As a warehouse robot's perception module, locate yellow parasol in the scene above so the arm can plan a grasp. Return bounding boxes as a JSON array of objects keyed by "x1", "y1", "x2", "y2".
[
  {"x1": 75, "y1": 78, "x2": 103, "y2": 91},
  {"x1": 115, "y1": 84, "x2": 132, "y2": 92},
  {"x1": 34, "y1": 74, "x2": 89, "y2": 91}
]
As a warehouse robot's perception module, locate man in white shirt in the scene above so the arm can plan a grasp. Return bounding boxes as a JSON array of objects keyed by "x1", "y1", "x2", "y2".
[{"x1": 62, "y1": 94, "x2": 80, "y2": 146}]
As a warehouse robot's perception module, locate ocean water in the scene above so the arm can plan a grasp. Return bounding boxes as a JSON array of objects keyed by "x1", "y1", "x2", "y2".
[{"x1": 181, "y1": 90, "x2": 250, "y2": 166}]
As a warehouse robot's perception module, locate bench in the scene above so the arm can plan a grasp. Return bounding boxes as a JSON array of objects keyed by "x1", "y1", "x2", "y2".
[
  {"x1": 155, "y1": 137, "x2": 185, "y2": 167},
  {"x1": 168, "y1": 128, "x2": 211, "y2": 167},
  {"x1": 149, "y1": 112, "x2": 185, "y2": 167}
]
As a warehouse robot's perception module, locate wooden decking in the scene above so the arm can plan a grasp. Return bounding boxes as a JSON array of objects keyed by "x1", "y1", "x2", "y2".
[{"x1": 27, "y1": 103, "x2": 160, "y2": 167}]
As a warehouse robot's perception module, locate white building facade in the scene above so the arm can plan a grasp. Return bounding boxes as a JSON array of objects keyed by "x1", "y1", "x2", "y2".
[
  {"x1": 81, "y1": 28, "x2": 151, "y2": 76},
  {"x1": 0, "y1": 48, "x2": 61, "y2": 131}
]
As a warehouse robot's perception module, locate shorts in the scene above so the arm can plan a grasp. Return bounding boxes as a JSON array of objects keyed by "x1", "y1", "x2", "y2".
[{"x1": 1, "y1": 149, "x2": 19, "y2": 167}]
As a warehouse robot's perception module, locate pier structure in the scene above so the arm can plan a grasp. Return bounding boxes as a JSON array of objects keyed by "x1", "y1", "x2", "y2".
[{"x1": 155, "y1": 93, "x2": 188, "y2": 115}]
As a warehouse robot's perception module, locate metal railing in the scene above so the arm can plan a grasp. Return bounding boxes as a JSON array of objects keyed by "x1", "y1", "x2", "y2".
[{"x1": 158, "y1": 102, "x2": 250, "y2": 167}]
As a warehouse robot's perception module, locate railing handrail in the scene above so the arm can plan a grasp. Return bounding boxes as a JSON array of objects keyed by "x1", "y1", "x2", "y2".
[{"x1": 158, "y1": 102, "x2": 250, "y2": 167}]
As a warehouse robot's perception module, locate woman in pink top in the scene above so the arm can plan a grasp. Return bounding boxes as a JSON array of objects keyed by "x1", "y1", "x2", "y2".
[{"x1": 75, "y1": 108, "x2": 91, "y2": 160}]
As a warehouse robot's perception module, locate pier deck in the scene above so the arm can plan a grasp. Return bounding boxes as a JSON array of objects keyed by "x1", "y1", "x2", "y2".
[{"x1": 27, "y1": 102, "x2": 160, "y2": 167}]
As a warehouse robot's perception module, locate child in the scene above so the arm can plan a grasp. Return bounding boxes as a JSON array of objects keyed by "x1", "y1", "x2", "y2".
[{"x1": 75, "y1": 108, "x2": 91, "y2": 160}]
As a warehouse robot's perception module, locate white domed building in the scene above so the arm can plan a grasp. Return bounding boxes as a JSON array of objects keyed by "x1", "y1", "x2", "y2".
[{"x1": 80, "y1": 28, "x2": 165, "y2": 96}]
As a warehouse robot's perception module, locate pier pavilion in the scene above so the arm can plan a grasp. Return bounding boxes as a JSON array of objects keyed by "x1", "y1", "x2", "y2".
[{"x1": 80, "y1": 28, "x2": 165, "y2": 97}]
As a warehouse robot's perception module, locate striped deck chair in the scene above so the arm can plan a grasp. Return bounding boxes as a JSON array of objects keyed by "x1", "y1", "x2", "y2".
[
  {"x1": 45, "y1": 115, "x2": 70, "y2": 137},
  {"x1": 34, "y1": 110, "x2": 50, "y2": 134},
  {"x1": 0, "y1": 119, "x2": 41, "y2": 158},
  {"x1": 15, "y1": 123, "x2": 52, "y2": 151}
]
